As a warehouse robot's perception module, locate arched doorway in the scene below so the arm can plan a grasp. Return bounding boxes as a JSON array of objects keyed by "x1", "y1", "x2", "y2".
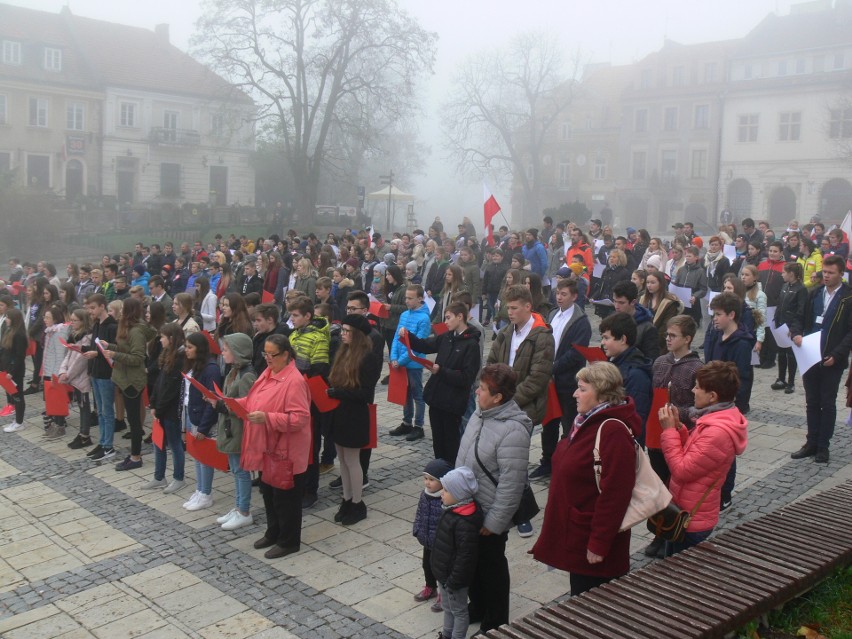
[
  {"x1": 65, "y1": 159, "x2": 84, "y2": 203},
  {"x1": 768, "y1": 186, "x2": 796, "y2": 228},
  {"x1": 820, "y1": 178, "x2": 852, "y2": 221},
  {"x1": 726, "y1": 179, "x2": 752, "y2": 222}
]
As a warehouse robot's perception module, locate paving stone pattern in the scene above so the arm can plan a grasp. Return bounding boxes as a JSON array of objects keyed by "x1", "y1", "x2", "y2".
[{"x1": 0, "y1": 315, "x2": 850, "y2": 638}]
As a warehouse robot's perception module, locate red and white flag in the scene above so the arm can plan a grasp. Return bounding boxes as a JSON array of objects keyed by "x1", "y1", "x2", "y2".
[{"x1": 483, "y1": 184, "x2": 501, "y2": 247}]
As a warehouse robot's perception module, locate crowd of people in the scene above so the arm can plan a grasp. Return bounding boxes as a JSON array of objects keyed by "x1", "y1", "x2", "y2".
[{"x1": 1, "y1": 211, "x2": 850, "y2": 638}]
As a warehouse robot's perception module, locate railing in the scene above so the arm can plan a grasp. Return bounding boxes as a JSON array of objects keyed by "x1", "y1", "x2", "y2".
[{"x1": 149, "y1": 127, "x2": 201, "y2": 146}]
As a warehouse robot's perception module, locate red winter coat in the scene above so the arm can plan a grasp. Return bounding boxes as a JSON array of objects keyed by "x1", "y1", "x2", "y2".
[
  {"x1": 236, "y1": 360, "x2": 311, "y2": 473},
  {"x1": 661, "y1": 406, "x2": 748, "y2": 532},
  {"x1": 532, "y1": 399, "x2": 640, "y2": 578}
]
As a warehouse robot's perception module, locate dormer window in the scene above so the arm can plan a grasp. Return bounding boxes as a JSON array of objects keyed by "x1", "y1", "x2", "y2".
[
  {"x1": 44, "y1": 48, "x2": 62, "y2": 72},
  {"x1": 2, "y1": 41, "x2": 21, "y2": 65}
]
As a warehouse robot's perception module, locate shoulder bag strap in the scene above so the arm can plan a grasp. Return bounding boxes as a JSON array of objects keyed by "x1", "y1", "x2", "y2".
[
  {"x1": 593, "y1": 418, "x2": 634, "y2": 493},
  {"x1": 687, "y1": 478, "x2": 719, "y2": 518},
  {"x1": 473, "y1": 428, "x2": 499, "y2": 487}
]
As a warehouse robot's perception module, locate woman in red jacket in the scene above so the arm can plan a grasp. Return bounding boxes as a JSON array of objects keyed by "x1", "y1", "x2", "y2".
[
  {"x1": 237, "y1": 334, "x2": 311, "y2": 559},
  {"x1": 532, "y1": 361, "x2": 638, "y2": 596},
  {"x1": 658, "y1": 361, "x2": 748, "y2": 555}
]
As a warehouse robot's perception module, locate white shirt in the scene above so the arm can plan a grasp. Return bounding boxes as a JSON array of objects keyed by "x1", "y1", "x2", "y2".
[
  {"x1": 550, "y1": 304, "x2": 575, "y2": 358},
  {"x1": 509, "y1": 315, "x2": 535, "y2": 367},
  {"x1": 823, "y1": 284, "x2": 840, "y2": 315}
]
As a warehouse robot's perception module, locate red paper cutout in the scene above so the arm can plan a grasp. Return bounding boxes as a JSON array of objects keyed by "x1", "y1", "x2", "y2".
[
  {"x1": 59, "y1": 337, "x2": 82, "y2": 352},
  {"x1": 262, "y1": 290, "x2": 275, "y2": 304},
  {"x1": 304, "y1": 375, "x2": 340, "y2": 413},
  {"x1": 186, "y1": 434, "x2": 229, "y2": 471},
  {"x1": 543, "y1": 382, "x2": 563, "y2": 424},
  {"x1": 212, "y1": 381, "x2": 250, "y2": 420},
  {"x1": 369, "y1": 300, "x2": 390, "y2": 318},
  {"x1": 142, "y1": 386, "x2": 149, "y2": 408},
  {"x1": 44, "y1": 376, "x2": 71, "y2": 417},
  {"x1": 0, "y1": 373, "x2": 18, "y2": 395},
  {"x1": 387, "y1": 365, "x2": 408, "y2": 405},
  {"x1": 200, "y1": 330, "x2": 221, "y2": 356},
  {"x1": 645, "y1": 387, "x2": 670, "y2": 449},
  {"x1": 26, "y1": 339, "x2": 36, "y2": 356},
  {"x1": 362, "y1": 404, "x2": 377, "y2": 449},
  {"x1": 181, "y1": 372, "x2": 219, "y2": 402},
  {"x1": 573, "y1": 343, "x2": 608, "y2": 362},
  {"x1": 151, "y1": 418, "x2": 165, "y2": 450},
  {"x1": 400, "y1": 332, "x2": 434, "y2": 370},
  {"x1": 432, "y1": 322, "x2": 449, "y2": 335}
]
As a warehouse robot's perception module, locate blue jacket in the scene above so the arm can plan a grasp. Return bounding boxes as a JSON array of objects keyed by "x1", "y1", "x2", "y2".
[
  {"x1": 391, "y1": 302, "x2": 432, "y2": 368},
  {"x1": 522, "y1": 241, "x2": 548, "y2": 277},
  {"x1": 184, "y1": 359, "x2": 223, "y2": 436},
  {"x1": 704, "y1": 326, "x2": 755, "y2": 407},
  {"x1": 611, "y1": 346, "x2": 652, "y2": 441},
  {"x1": 131, "y1": 271, "x2": 150, "y2": 295},
  {"x1": 413, "y1": 490, "x2": 443, "y2": 549}
]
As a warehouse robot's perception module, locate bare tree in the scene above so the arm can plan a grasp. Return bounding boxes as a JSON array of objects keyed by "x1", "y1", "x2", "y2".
[
  {"x1": 442, "y1": 31, "x2": 579, "y2": 226},
  {"x1": 193, "y1": 0, "x2": 436, "y2": 217}
]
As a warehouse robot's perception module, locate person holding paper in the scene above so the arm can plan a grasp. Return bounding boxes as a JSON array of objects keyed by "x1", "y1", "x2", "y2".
[
  {"x1": 1, "y1": 309, "x2": 29, "y2": 433},
  {"x1": 758, "y1": 242, "x2": 787, "y2": 369},
  {"x1": 80, "y1": 294, "x2": 118, "y2": 460},
  {"x1": 592, "y1": 249, "x2": 630, "y2": 319},
  {"x1": 326, "y1": 315, "x2": 382, "y2": 525},
  {"x1": 146, "y1": 323, "x2": 187, "y2": 495},
  {"x1": 674, "y1": 246, "x2": 708, "y2": 328},
  {"x1": 400, "y1": 302, "x2": 481, "y2": 463},
  {"x1": 771, "y1": 263, "x2": 807, "y2": 394},
  {"x1": 794, "y1": 255, "x2": 852, "y2": 464},
  {"x1": 209, "y1": 334, "x2": 257, "y2": 531},
  {"x1": 41, "y1": 304, "x2": 71, "y2": 439},
  {"x1": 641, "y1": 272, "x2": 684, "y2": 357}
]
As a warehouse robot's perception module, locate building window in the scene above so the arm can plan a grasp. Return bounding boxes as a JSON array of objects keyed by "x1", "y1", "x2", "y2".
[
  {"x1": 778, "y1": 60, "x2": 788, "y2": 76},
  {"x1": 661, "y1": 150, "x2": 678, "y2": 179},
  {"x1": 829, "y1": 108, "x2": 852, "y2": 138},
  {"x1": 744, "y1": 64, "x2": 753, "y2": 79},
  {"x1": 0, "y1": 95, "x2": 7, "y2": 125},
  {"x1": 66, "y1": 103, "x2": 84, "y2": 131},
  {"x1": 558, "y1": 161, "x2": 570, "y2": 188},
  {"x1": 738, "y1": 114, "x2": 759, "y2": 142},
  {"x1": 28, "y1": 97, "x2": 48, "y2": 127},
  {"x1": 795, "y1": 58, "x2": 806, "y2": 74},
  {"x1": 779, "y1": 111, "x2": 801, "y2": 141},
  {"x1": 163, "y1": 110, "x2": 179, "y2": 142},
  {"x1": 635, "y1": 109, "x2": 648, "y2": 133},
  {"x1": 593, "y1": 155, "x2": 607, "y2": 180},
  {"x1": 672, "y1": 66, "x2": 685, "y2": 87},
  {"x1": 560, "y1": 121, "x2": 572, "y2": 140},
  {"x1": 119, "y1": 102, "x2": 137, "y2": 128},
  {"x1": 704, "y1": 62, "x2": 718, "y2": 83},
  {"x1": 690, "y1": 149, "x2": 708, "y2": 179},
  {"x1": 694, "y1": 104, "x2": 710, "y2": 129},
  {"x1": 631, "y1": 151, "x2": 646, "y2": 180},
  {"x1": 663, "y1": 107, "x2": 679, "y2": 131},
  {"x1": 211, "y1": 114, "x2": 225, "y2": 139},
  {"x1": 2, "y1": 41, "x2": 21, "y2": 65},
  {"x1": 640, "y1": 69, "x2": 652, "y2": 89},
  {"x1": 834, "y1": 52, "x2": 845, "y2": 70},
  {"x1": 0, "y1": 151, "x2": 10, "y2": 173},
  {"x1": 160, "y1": 163, "x2": 181, "y2": 197},
  {"x1": 44, "y1": 47, "x2": 62, "y2": 72}
]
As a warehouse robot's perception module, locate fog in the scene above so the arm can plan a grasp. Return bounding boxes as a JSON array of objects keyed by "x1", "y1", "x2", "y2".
[{"x1": 13, "y1": 0, "x2": 794, "y2": 230}]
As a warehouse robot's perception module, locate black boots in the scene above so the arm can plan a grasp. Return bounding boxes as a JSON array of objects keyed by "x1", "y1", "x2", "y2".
[
  {"x1": 334, "y1": 499, "x2": 352, "y2": 523},
  {"x1": 341, "y1": 500, "x2": 367, "y2": 525}
]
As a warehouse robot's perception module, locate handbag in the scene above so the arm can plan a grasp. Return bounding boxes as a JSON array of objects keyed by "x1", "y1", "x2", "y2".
[
  {"x1": 646, "y1": 480, "x2": 718, "y2": 542},
  {"x1": 593, "y1": 418, "x2": 672, "y2": 532},
  {"x1": 262, "y1": 419, "x2": 295, "y2": 490},
  {"x1": 473, "y1": 429, "x2": 539, "y2": 526}
]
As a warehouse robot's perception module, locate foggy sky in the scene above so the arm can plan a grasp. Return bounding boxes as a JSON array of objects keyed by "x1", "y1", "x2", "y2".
[{"x1": 12, "y1": 0, "x2": 794, "y2": 230}]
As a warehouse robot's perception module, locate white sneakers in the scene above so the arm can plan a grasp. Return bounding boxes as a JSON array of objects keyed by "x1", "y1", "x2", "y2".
[
  {"x1": 3, "y1": 422, "x2": 25, "y2": 433},
  {"x1": 216, "y1": 508, "x2": 237, "y2": 524},
  {"x1": 185, "y1": 492, "x2": 214, "y2": 511},
  {"x1": 221, "y1": 511, "x2": 253, "y2": 531},
  {"x1": 163, "y1": 479, "x2": 184, "y2": 494}
]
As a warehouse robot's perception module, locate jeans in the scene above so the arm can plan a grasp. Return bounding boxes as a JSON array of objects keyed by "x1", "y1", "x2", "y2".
[
  {"x1": 403, "y1": 367, "x2": 425, "y2": 427},
  {"x1": 91, "y1": 377, "x2": 115, "y2": 448},
  {"x1": 195, "y1": 460, "x2": 214, "y2": 495},
  {"x1": 665, "y1": 528, "x2": 713, "y2": 556},
  {"x1": 802, "y1": 363, "x2": 845, "y2": 450},
  {"x1": 485, "y1": 292, "x2": 499, "y2": 324},
  {"x1": 153, "y1": 417, "x2": 185, "y2": 482},
  {"x1": 227, "y1": 453, "x2": 251, "y2": 513},
  {"x1": 440, "y1": 584, "x2": 470, "y2": 639}
]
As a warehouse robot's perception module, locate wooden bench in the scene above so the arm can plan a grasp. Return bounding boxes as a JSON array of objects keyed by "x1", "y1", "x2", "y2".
[{"x1": 487, "y1": 480, "x2": 852, "y2": 639}]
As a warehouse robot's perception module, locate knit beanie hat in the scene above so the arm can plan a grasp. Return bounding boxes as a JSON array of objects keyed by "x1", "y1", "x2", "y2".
[
  {"x1": 646, "y1": 254, "x2": 663, "y2": 271},
  {"x1": 133, "y1": 264, "x2": 146, "y2": 276},
  {"x1": 423, "y1": 459, "x2": 453, "y2": 481},
  {"x1": 440, "y1": 466, "x2": 477, "y2": 502},
  {"x1": 343, "y1": 314, "x2": 372, "y2": 336}
]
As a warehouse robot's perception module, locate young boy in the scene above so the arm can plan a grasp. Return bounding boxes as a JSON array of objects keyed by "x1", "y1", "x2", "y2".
[
  {"x1": 412, "y1": 459, "x2": 453, "y2": 612},
  {"x1": 599, "y1": 311, "x2": 652, "y2": 443},
  {"x1": 431, "y1": 466, "x2": 483, "y2": 639},
  {"x1": 674, "y1": 246, "x2": 708, "y2": 327},
  {"x1": 390, "y1": 285, "x2": 432, "y2": 441}
]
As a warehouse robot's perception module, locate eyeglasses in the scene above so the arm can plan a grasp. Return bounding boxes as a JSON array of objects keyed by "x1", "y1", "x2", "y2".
[
  {"x1": 263, "y1": 351, "x2": 283, "y2": 359},
  {"x1": 664, "y1": 333, "x2": 681, "y2": 340}
]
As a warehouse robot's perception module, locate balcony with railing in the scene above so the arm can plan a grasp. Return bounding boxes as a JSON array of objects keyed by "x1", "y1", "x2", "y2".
[{"x1": 149, "y1": 127, "x2": 201, "y2": 146}]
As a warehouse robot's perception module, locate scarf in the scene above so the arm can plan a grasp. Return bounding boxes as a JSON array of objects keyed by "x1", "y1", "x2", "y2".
[
  {"x1": 569, "y1": 401, "x2": 614, "y2": 441},
  {"x1": 441, "y1": 496, "x2": 473, "y2": 511},
  {"x1": 688, "y1": 400, "x2": 735, "y2": 420},
  {"x1": 705, "y1": 250, "x2": 724, "y2": 277}
]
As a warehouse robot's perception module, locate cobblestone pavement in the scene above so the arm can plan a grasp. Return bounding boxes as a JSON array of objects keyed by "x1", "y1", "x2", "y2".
[{"x1": 0, "y1": 316, "x2": 850, "y2": 638}]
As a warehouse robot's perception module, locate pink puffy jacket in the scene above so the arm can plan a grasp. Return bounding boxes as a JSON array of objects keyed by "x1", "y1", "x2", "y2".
[
  {"x1": 236, "y1": 360, "x2": 311, "y2": 474},
  {"x1": 661, "y1": 406, "x2": 748, "y2": 532}
]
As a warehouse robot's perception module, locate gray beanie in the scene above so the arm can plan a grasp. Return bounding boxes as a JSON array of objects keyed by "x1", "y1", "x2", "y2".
[
  {"x1": 440, "y1": 467, "x2": 477, "y2": 503},
  {"x1": 383, "y1": 253, "x2": 395, "y2": 265}
]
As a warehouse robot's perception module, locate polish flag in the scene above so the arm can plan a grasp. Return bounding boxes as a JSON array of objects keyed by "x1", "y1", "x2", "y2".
[{"x1": 483, "y1": 184, "x2": 501, "y2": 247}]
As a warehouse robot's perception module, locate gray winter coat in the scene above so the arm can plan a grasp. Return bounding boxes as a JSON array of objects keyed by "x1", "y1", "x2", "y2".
[{"x1": 456, "y1": 399, "x2": 532, "y2": 534}]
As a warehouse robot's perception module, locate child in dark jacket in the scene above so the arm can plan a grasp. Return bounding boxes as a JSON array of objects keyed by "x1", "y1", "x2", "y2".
[
  {"x1": 412, "y1": 459, "x2": 453, "y2": 612},
  {"x1": 431, "y1": 466, "x2": 484, "y2": 639}
]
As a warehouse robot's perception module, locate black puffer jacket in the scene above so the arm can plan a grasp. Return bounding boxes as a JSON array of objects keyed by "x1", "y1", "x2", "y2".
[
  {"x1": 149, "y1": 352, "x2": 185, "y2": 424},
  {"x1": 430, "y1": 502, "x2": 484, "y2": 590},
  {"x1": 408, "y1": 326, "x2": 481, "y2": 415}
]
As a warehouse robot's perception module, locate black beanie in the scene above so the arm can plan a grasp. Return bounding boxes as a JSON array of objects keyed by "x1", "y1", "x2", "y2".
[{"x1": 424, "y1": 458, "x2": 453, "y2": 480}]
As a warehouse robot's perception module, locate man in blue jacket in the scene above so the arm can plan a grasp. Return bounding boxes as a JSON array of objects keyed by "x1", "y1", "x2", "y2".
[
  {"x1": 390, "y1": 285, "x2": 432, "y2": 441},
  {"x1": 522, "y1": 228, "x2": 548, "y2": 278},
  {"x1": 530, "y1": 279, "x2": 592, "y2": 479}
]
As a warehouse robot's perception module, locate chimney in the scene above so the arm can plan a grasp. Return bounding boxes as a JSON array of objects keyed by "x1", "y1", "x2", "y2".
[{"x1": 154, "y1": 23, "x2": 170, "y2": 44}]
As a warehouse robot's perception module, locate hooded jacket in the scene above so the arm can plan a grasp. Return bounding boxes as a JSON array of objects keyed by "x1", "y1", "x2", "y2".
[
  {"x1": 109, "y1": 322, "x2": 157, "y2": 392},
  {"x1": 610, "y1": 346, "x2": 653, "y2": 429},
  {"x1": 215, "y1": 334, "x2": 258, "y2": 454},
  {"x1": 391, "y1": 302, "x2": 432, "y2": 369},
  {"x1": 531, "y1": 399, "x2": 641, "y2": 578},
  {"x1": 703, "y1": 326, "x2": 756, "y2": 409},
  {"x1": 290, "y1": 316, "x2": 330, "y2": 378},
  {"x1": 522, "y1": 240, "x2": 548, "y2": 277},
  {"x1": 456, "y1": 399, "x2": 532, "y2": 534},
  {"x1": 430, "y1": 501, "x2": 484, "y2": 591},
  {"x1": 408, "y1": 326, "x2": 481, "y2": 415},
  {"x1": 652, "y1": 351, "x2": 703, "y2": 430},
  {"x1": 633, "y1": 303, "x2": 660, "y2": 360},
  {"x1": 487, "y1": 313, "x2": 554, "y2": 424},
  {"x1": 674, "y1": 262, "x2": 708, "y2": 300},
  {"x1": 661, "y1": 406, "x2": 748, "y2": 531},
  {"x1": 183, "y1": 359, "x2": 223, "y2": 436},
  {"x1": 460, "y1": 259, "x2": 482, "y2": 301},
  {"x1": 758, "y1": 258, "x2": 785, "y2": 306}
]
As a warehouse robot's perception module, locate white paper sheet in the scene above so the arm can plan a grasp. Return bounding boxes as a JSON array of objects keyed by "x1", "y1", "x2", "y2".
[
  {"x1": 669, "y1": 284, "x2": 693, "y2": 308},
  {"x1": 591, "y1": 298, "x2": 614, "y2": 307},
  {"x1": 751, "y1": 350, "x2": 761, "y2": 366},
  {"x1": 765, "y1": 306, "x2": 777, "y2": 329},
  {"x1": 770, "y1": 323, "x2": 794, "y2": 348},
  {"x1": 592, "y1": 263, "x2": 606, "y2": 278},
  {"x1": 706, "y1": 291, "x2": 719, "y2": 315},
  {"x1": 723, "y1": 244, "x2": 737, "y2": 261},
  {"x1": 424, "y1": 294, "x2": 436, "y2": 314},
  {"x1": 793, "y1": 332, "x2": 823, "y2": 376},
  {"x1": 594, "y1": 239, "x2": 604, "y2": 251}
]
